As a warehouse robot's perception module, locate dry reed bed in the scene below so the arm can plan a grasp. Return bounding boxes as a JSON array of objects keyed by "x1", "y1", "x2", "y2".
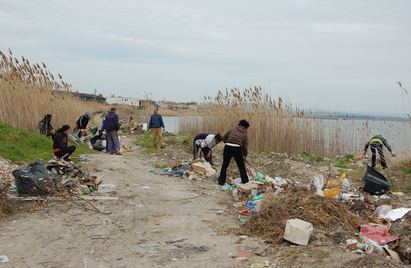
[
  {"x1": 0, "y1": 49, "x2": 106, "y2": 131},
  {"x1": 179, "y1": 86, "x2": 411, "y2": 157}
]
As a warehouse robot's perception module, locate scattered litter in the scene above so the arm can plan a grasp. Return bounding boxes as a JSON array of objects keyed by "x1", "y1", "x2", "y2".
[
  {"x1": 385, "y1": 208, "x2": 411, "y2": 222},
  {"x1": 142, "y1": 186, "x2": 150, "y2": 190},
  {"x1": 234, "y1": 252, "x2": 253, "y2": 263},
  {"x1": 98, "y1": 184, "x2": 117, "y2": 193},
  {"x1": 360, "y1": 224, "x2": 399, "y2": 245},
  {"x1": 0, "y1": 256, "x2": 9, "y2": 263},
  {"x1": 374, "y1": 205, "x2": 393, "y2": 219}
]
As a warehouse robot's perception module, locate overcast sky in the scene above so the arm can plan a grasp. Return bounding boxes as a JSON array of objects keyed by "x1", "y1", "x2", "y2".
[{"x1": 1, "y1": 0, "x2": 410, "y2": 115}]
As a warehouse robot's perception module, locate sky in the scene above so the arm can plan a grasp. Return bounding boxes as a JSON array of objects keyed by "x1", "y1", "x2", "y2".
[{"x1": 1, "y1": 0, "x2": 411, "y2": 115}]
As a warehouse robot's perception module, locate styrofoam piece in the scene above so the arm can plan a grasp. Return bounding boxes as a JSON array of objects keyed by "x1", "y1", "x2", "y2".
[{"x1": 284, "y1": 218, "x2": 313, "y2": 246}]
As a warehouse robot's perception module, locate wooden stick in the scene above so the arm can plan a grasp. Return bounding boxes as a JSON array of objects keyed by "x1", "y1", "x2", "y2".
[{"x1": 246, "y1": 162, "x2": 267, "y2": 177}]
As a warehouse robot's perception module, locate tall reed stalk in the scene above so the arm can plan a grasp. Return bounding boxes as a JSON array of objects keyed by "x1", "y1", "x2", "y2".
[{"x1": 0, "y1": 50, "x2": 106, "y2": 131}]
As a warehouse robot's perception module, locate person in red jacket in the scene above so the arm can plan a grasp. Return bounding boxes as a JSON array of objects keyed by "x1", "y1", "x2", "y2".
[{"x1": 218, "y1": 119, "x2": 250, "y2": 186}]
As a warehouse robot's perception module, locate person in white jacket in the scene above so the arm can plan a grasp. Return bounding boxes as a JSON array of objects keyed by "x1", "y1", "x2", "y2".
[{"x1": 193, "y1": 133, "x2": 222, "y2": 166}]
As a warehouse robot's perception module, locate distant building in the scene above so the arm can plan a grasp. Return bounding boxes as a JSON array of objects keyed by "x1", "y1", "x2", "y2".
[
  {"x1": 139, "y1": 99, "x2": 156, "y2": 107},
  {"x1": 106, "y1": 95, "x2": 140, "y2": 107},
  {"x1": 73, "y1": 92, "x2": 106, "y2": 103}
]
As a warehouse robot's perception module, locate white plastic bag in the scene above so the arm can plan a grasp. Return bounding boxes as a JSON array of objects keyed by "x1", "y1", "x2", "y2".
[
  {"x1": 313, "y1": 174, "x2": 324, "y2": 191},
  {"x1": 340, "y1": 178, "x2": 350, "y2": 193}
]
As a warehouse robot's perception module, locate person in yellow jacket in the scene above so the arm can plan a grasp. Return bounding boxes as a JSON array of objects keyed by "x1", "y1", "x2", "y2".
[{"x1": 361, "y1": 135, "x2": 396, "y2": 169}]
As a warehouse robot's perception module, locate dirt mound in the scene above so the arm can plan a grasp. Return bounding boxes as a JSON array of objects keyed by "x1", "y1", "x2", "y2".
[
  {"x1": 242, "y1": 186, "x2": 366, "y2": 244},
  {"x1": 339, "y1": 253, "x2": 403, "y2": 268}
]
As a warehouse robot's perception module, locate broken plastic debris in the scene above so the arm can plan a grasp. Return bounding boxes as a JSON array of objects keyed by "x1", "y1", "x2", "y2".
[{"x1": 0, "y1": 256, "x2": 9, "y2": 263}]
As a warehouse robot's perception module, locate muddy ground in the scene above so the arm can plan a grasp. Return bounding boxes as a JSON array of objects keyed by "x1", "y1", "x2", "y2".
[{"x1": 1, "y1": 121, "x2": 411, "y2": 267}]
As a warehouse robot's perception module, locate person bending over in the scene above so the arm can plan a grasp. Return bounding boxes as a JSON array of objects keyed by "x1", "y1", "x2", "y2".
[
  {"x1": 193, "y1": 133, "x2": 222, "y2": 166},
  {"x1": 361, "y1": 135, "x2": 396, "y2": 169}
]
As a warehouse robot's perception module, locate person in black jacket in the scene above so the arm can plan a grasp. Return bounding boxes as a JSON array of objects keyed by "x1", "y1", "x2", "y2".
[
  {"x1": 74, "y1": 112, "x2": 90, "y2": 138},
  {"x1": 38, "y1": 114, "x2": 56, "y2": 139},
  {"x1": 104, "y1": 107, "x2": 121, "y2": 155},
  {"x1": 53, "y1": 125, "x2": 76, "y2": 160}
]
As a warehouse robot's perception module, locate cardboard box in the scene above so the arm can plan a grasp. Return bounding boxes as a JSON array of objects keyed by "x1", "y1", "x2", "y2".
[
  {"x1": 189, "y1": 163, "x2": 216, "y2": 178},
  {"x1": 189, "y1": 163, "x2": 207, "y2": 173},
  {"x1": 284, "y1": 219, "x2": 313, "y2": 246}
]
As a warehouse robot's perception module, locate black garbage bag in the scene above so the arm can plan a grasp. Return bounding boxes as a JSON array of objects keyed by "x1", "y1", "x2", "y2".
[
  {"x1": 92, "y1": 140, "x2": 105, "y2": 151},
  {"x1": 90, "y1": 130, "x2": 104, "y2": 144},
  {"x1": 12, "y1": 160, "x2": 55, "y2": 196},
  {"x1": 362, "y1": 165, "x2": 391, "y2": 195},
  {"x1": 90, "y1": 126, "x2": 98, "y2": 135}
]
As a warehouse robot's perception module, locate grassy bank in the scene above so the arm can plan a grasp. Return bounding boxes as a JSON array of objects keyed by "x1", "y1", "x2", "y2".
[{"x1": 0, "y1": 122, "x2": 92, "y2": 163}]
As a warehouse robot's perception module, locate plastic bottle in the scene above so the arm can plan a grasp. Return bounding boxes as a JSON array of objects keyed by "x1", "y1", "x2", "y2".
[
  {"x1": 252, "y1": 193, "x2": 265, "y2": 201},
  {"x1": 221, "y1": 184, "x2": 230, "y2": 191},
  {"x1": 232, "y1": 189, "x2": 238, "y2": 196},
  {"x1": 246, "y1": 201, "x2": 254, "y2": 209},
  {"x1": 252, "y1": 202, "x2": 262, "y2": 213},
  {"x1": 251, "y1": 189, "x2": 257, "y2": 196}
]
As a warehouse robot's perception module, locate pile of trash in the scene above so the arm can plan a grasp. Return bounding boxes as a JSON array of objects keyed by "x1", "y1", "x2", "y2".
[
  {"x1": 216, "y1": 162, "x2": 411, "y2": 265},
  {"x1": 5, "y1": 158, "x2": 111, "y2": 198},
  {"x1": 46, "y1": 159, "x2": 105, "y2": 194},
  {"x1": 119, "y1": 116, "x2": 147, "y2": 133}
]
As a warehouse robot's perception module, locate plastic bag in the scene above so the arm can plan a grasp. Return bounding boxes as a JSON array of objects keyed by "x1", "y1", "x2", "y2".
[
  {"x1": 374, "y1": 205, "x2": 393, "y2": 219},
  {"x1": 275, "y1": 177, "x2": 287, "y2": 186},
  {"x1": 12, "y1": 160, "x2": 55, "y2": 196},
  {"x1": 313, "y1": 174, "x2": 324, "y2": 191},
  {"x1": 323, "y1": 186, "x2": 340, "y2": 197}
]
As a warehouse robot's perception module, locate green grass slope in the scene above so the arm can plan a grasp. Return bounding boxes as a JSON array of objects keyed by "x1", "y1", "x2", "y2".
[{"x1": 0, "y1": 122, "x2": 91, "y2": 162}]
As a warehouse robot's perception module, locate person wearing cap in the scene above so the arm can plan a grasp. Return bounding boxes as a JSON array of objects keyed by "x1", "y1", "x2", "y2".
[
  {"x1": 148, "y1": 107, "x2": 165, "y2": 149},
  {"x1": 74, "y1": 112, "x2": 90, "y2": 138},
  {"x1": 104, "y1": 107, "x2": 122, "y2": 155}
]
